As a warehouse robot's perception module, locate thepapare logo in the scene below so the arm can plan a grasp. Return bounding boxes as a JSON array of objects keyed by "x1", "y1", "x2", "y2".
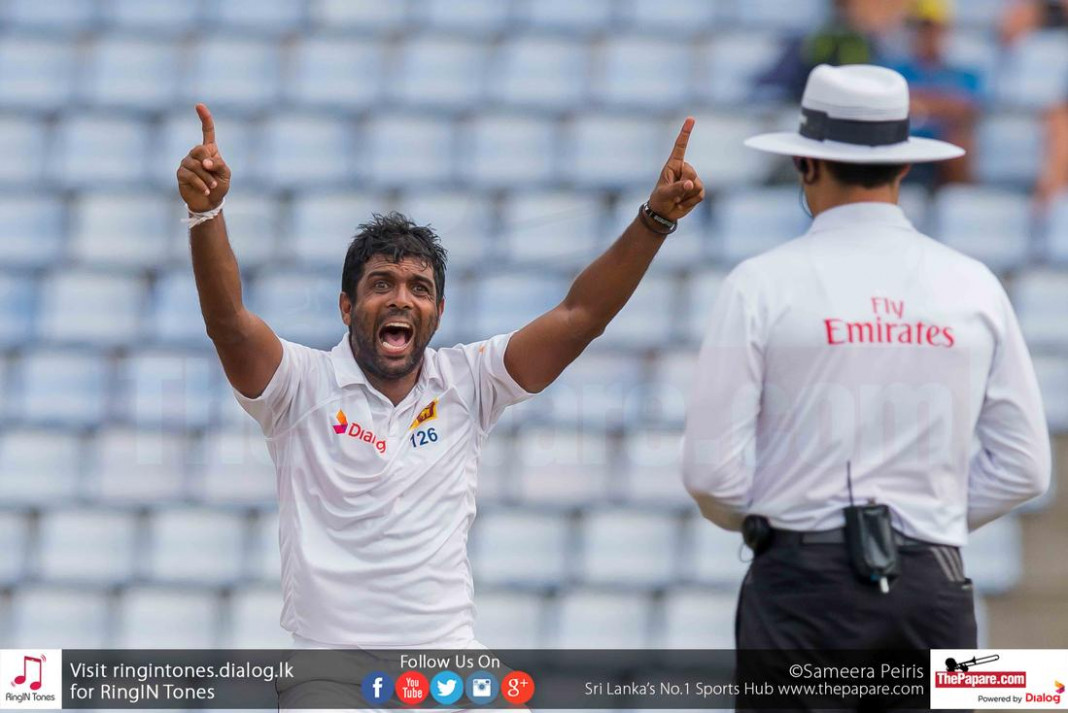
[
  {"x1": 409, "y1": 399, "x2": 438, "y2": 431},
  {"x1": 332, "y1": 410, "x2": 386, "y2": 454}
]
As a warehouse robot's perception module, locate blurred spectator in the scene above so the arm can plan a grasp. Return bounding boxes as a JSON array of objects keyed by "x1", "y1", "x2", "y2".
[
  {"x1": 890, "y1": 0, "x2": 981, "y2": 185},
  {"x1": 1001, "y1": 0, "x2": 1068, "y2": 45},
  {"x1": 757, "y1": 0, "x2": 909, "y2": 101},
  {"x1": 1037, "y1": 101, "x2": 1068, "y2": 204}
]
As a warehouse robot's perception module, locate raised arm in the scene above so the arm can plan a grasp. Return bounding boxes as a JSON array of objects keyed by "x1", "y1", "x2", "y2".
[
  {"x1": 177, "y1": 104, "x2": 282, "y2": 398},
  {"x1": 504, "y1": 118, "x2": 705, "y2": 393}
]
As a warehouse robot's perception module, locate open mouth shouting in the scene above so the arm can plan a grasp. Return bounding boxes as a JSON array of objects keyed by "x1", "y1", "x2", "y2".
[{"x1": 378, "y1": 321, "x2": 415, "y2": 355}]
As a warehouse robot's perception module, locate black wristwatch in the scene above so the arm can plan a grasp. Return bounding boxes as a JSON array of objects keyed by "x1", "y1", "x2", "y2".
[{"x1": 638, "y1": 202, "x2": 677, "y2": 235}]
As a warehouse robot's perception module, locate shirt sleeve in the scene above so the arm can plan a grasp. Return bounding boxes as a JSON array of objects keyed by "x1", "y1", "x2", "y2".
[
  {"x1": 233, "y1": 338, "x2": 316, "y2": 437},
  {"x1": 682, "y1": 266, "x2": 765, "y2": 531},
  {"x1": 457, "y1": 332, "x2": 535, "y2": 433},
  {"x1": 966, "y1": 287, "x2": 1052, "y2": 530}
]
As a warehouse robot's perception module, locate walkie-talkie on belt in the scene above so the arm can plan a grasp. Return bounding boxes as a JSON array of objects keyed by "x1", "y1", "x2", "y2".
[{"x1": 843, "y1": 461, "x2": 901, "y2": 593}]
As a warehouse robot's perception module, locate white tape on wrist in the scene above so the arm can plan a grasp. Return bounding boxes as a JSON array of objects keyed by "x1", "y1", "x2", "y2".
[{"x1": 182, "y1": 197, "x2": 225, "y2": 228}]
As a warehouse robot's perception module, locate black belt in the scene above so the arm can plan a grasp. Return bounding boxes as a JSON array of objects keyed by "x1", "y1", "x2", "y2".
[{"x1": 771, "y1": 527, "x2": 940, "y2": 548}]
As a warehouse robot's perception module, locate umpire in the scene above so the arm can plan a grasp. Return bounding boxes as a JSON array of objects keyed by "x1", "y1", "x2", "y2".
[{"x1": 682, "y1": 64, "x2": 1051, "y2": 654}]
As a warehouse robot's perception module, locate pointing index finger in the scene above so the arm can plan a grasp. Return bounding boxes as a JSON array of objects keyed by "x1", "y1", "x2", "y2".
[
  {"x1": 196, "y1": 103, "x2": 216, "y2": 147},
  {"x1": 668, "y1": 116, "x2": 695, "y2": 165}
]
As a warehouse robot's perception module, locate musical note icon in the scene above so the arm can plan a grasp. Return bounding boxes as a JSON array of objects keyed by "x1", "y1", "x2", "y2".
[{"x1": 13, "y1": 654, "x2": 44, "y2": 691}]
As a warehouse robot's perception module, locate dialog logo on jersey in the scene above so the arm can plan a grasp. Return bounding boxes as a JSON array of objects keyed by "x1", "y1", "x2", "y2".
[
  {"x1": 430, "y1": 671, "x2": 464, "y2": 706},
  {"x1": 331, "y1": 410, "x2": 387, "y2": 454},
  {"x1": 395, "y1": 671, "x2": 428, "y2": 706},
  {"x1": 361, "y1": 672, "x2": 394, "y2": 705},
  {"x1": 409, "y1": 399, "x2": 439, "y2": 431}
]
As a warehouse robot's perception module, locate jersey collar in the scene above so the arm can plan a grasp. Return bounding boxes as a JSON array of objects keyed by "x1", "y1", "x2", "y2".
[
  {"x1": 329, "y1": 334, "x2": 443, "y2": 391},
  {"x1": 807, "y1": 201, "x2": 913, "y2": 235}
]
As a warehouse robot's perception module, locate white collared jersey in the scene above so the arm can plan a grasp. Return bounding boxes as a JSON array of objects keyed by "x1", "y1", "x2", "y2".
[
  {"x1": 236, "y1": 332, "x2": 532, "y2": 646},
  {"x1": 683, "y1": 202, "x2": 1051, "y2": 546}
]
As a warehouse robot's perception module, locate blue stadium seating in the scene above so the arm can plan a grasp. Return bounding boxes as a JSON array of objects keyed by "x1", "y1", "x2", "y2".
[
  {"x1": 685, "y1": 267, "x2": 728, "y2": 343},
  {"x1": 533, "y1": 351, "x2": 644, "y2": 431},
  {"x1": 1033, "y1": 355, "x2": 1068, "y2": 433},
  {"x1": 70, "y1": 192, "x2": 172, "y2": 269},
  {"x1": 0, "y1": 429, "x2": 82, "y2": 505},
  {"x1": 685, "y1": 112, "x2": 777, "y2": 190},
  {"x1": 595, "y1": 37, "x2": 694, "y2": 110},
  {"x1": 113, "y1": 350, "x2": 221, "y2": 430},
  {"x1": 419, "y1": 0, "x2": 512, "y2": 33},
  {"x1": 196, "y1": 429, "x2": 277, "y2": 507},
  {"x1": 716, "y1": 187, "x2": 809, "y2": 264},
  {"x1": 599, "y1": 273, "x2": 680, "y2": 348},
  {"x1": 554, "y1": 590, "x2": 652, "y2": 648},
  {"x1": 309, "y1": 0, "x2": 409, "y2": 31},
  {"x1": 101, "y1": 0, "x2": 202, "y2": 35},
  {"x1": 0, "y1": 274, "x2": 37, "y2": 347},
  {"x1": 934, "y1": 185, "x2": 1032, "y2": 271},
  {"x1": 619, "y1": 0, "x2": 721, "y2": 35},
  {"x1": 513, "y1": 429, "x2": 612, "y2": 506},
  {"x1": 87, "y1": 428, "x2": 190, "y2": 504},
  {"x1": 290, "y1": 191, "x2": 383, "y2": 267},
  {"x1": 964, "y1": 516, "x2": 1023, "y2": 595},
  {"x1": 995, "y1": 30, "x2": 1068, "y2": 110},
  {"x1": 0, "y1": 118, "x2": 48, "y2": 186},
  {"x1": 206, "y1": 0, "x2": 306, "y2": 35},
  {"x1": 513, "y1": 0, "x2": 615, "y2": 34},
  {"x1": 286, "y1": 37, "x2": 385, "y2": 110},
  {"x1": 566, "y1": 114, "x2": 663, "y2": 189},
  {"x1": 499, "y1": 191, "x2": 604, "y2": 267},
  {"x1": 0, "y1": 39, "x2": 75, "y2": 110},
  {"x1": 364, "y1": 114, "x2": 455, "y2": 186},
  {"x1": 146, "y1": 508, "x2": 247, "y2": 585},
  {"x1": 462, "y1": 114, "x2": 558, "y2": 188},
  {"x1": 115, "y1": 587, "x2": 221, "y2": 648},
  {"x1": 83, "y1": 37, "x2": 179, "y2": 110},
  {"x1": 51, "y1": 116, "x2": 151, "y2": 188},
  {"x1": 37, "y1": 270, "x2": 146, "y2": 347},
  {"x1": 473, "y1": 589, "x2": 545, "y2": 648},
  {"x1": 0, "y1": 512, "x2": 29, "y2": 585},
  {"x1": 976, "y1": 114, "x2": 1043, "y2": 185},
  {"x1": 660, "y1": 589, "x2": 738, "y2": 648},
  {"x1": 396, "y1": 190, "x2": 495, "y2": 268},
  {"x1": 473, "y1": 271, "x2": 568, "y2": 336},
  {"x1": 256, "y1": 114, "x2": 360, "y2": 188},
  {"x1": 623, "y1": 429, "x2": 692, "y2": 507},
  {"x1": 471, "y1": 509, "x2": 571, "y2": 586},
  {"x1": 684, "y1": 515, "x2": 750, "y2": 589},
  {"x1": 34, "y1": 509, "x2": 138, "y2": 585},
  {"x1": 1013, "y1": 269, "x2": 1068, "y2": 351},
  {"x1": 10, "y1": 350, "x2": 111, "y2": 428},
  {"x1": 249, "y1": 269, "x2": 342, "y2": 349},
  {"x1": 226, "y1": 584, "x2": 291, "y2": 648},
  {"x1": 392, "y1": 37, "x2": 489, "y2": 110},
  {"x1": 728, "y1": 0, "x2": 829, "y2": 31},
  {"x1": 153, "y1": 112, "x2": 256, "y2": 190},
  {"x1": 579, "y1": 509, "x2": 679, "y2": 587},
  {"x1": 250, "y1": 511, "x2": 282, "y2": 582},
  {"x1": 700, "y1": 32, "x2": 784, "y2": 105},
  {"x1": 4, "y1": 0, "x2": 98, "y2": 32},
  {"x1": 184, "y1": 37, "x2": 281, "y2": 111},
  {"x1": 1045, "y1": 193, "x2": 1068, "y2": 264},
  {"x1": 491, "y1": 36, "x2": 590, "y2": 109},
  {"x1": 607, "y1": 191, "x2": 711, "y2": 269},
  {"x1": 10, "y1": 586, "x2": 109, "y2": 648}
]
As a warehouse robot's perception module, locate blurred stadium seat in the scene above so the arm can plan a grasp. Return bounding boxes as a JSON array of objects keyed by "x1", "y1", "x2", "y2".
[
  {"x1": 87, "y1": 428, "x2": 190, "y2": 504},
  {"x1": 474, "y1": 590, "x2": 546, "y2": 648},
  {"x1": 513, "y1": 429, "x2": 612, "y2": 506},
  {"x1": 0, "y1": 429, "x2": 83, "y2": 505},
  {"x1": 716, "y1": 187, "x2": 809, "y2": 263},
  {"x1": 491, "y1": 36, "x2": 590, "y2": 109},
  {"x1": 145, "y1": 508, "x2": 247, "y2": 585},
  {"x1": 116, "y1": 587, "x2": 221, "y2": 648},
  {"x1": 10, "y1": 586, "x2": 109, "y2": 648},
  {"x1": 471, "y1": 509, "x2": 571, "y2": 587},
  {"x1": 660, "y1": 589, "x2": 738, "y2": 648},
  {"x1": 975, "y1": 114, "x2": 1043, "y2": 186},
  {"x1": 227, "y1": 584, "x2": 291, "y2": 648},
  {"x1": 392, "y1": 37, "x2": 489, "y2": 110},
  {"x1": 35, "y1": 509, "x2": 138, "y2": 585},
  {"x1": 579, "y1": 509, "x2": 680, "y2": 587},
  {"x1": 595, "y1": 37, "x2": 693, "y2": 109},
  {"x1": 1013, "y1": 269, "x2": 1068, "y2": 350},
  {"x1": 83, "y1": 37, "x2": 179, "y2": 110},
  {"x1": 933, "y1": 185, "x2": 1032, "y2": 271},
  {"x1": 554, "y1": 590, "x2": 652, "y2": 648},
  {"x1": 499, "y1": 191, "x2": 604, "y2": 267},
  {"x1": 462, "y1": 115, "x2": 558, "y2": 188},
  {"x1": 513, "y1": 0, "x2": 615, "y2": 34}
]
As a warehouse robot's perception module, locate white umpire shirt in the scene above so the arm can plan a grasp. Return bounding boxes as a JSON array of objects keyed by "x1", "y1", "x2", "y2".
[
  {"x1": 682, "y1": 202, "x2": 1051, "y2": 546},
  {"x1": 236, "y1": 332, "x2": 532, "y2": 647}
]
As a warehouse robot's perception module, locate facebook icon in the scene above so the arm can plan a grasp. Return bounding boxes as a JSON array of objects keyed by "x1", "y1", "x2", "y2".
[{"x1": 361, "y1": 671, "x2": 394, "y2": 705}]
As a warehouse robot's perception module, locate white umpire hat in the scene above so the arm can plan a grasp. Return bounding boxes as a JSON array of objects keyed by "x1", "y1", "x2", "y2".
[{"x1": 745, "y1": 64, "x2": 965, "y2": 164}]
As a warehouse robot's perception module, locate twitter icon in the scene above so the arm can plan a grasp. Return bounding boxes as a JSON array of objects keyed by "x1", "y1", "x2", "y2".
[{"x1": 430, "y1": 671, "x2": 464, "y2": 706}]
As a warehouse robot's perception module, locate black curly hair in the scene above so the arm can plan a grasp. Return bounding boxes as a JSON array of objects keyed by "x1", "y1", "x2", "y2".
[{"x1": 341, "y1": 212, "x2": 448, "y2": 302}]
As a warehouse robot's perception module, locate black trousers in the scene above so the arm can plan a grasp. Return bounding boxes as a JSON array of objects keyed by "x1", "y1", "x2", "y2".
[{"x1": 736, "y1": 539, "x2": 977, "y2": 712}]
